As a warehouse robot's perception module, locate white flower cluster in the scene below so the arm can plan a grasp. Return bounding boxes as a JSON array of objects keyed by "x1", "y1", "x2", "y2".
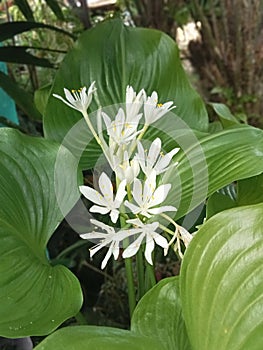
[{"x1": 53, "y1": 82, "x2": 191, "y2": 268}]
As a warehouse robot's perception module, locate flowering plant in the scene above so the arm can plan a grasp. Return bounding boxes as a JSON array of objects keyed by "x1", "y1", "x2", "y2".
[{"x1": 0, "y1": 19, "x2": 262, "y2": 350}]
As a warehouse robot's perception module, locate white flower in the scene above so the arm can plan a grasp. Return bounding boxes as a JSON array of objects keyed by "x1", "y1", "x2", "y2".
[
  {"x1": 80, "y1": 220, "x2": 133, "y2": 269},
  {"x1": 124, "y1": 171, "x2": 176, "y2": 218},
  {"x1": 125, "y1": 85, "x2": 146, "y2": 121},
  {"x1": 79, "y1": 172, "x2": 126, "y2": 223},
  {"x1": 53, "y1": 81, "x2": 96, "y2": 114},
  {"x1": 135, "y1": 138, "x2": 179, "y2": 177},
  {"x1": 102, "y1": 108, "x2": 142, "y2": 146},
  {"x1": 122, "y1": 218, "x2": 168, "y2": 265},
  {"x1": 113, "y1": 151, "x2": 140, "y2": 184},
  {"x1": 144, "y1": 91, "x2": 176, "y2": 125}
]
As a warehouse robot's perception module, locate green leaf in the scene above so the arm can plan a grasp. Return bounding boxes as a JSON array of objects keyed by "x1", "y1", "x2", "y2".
[
  {"x1": 44, "y1": 18, "x2": 208, "y2": 165},
  {"x1": 14, "y1": 0, "x2": 34, "y2": 21},
  {"x1": 34, "y1": 83, "x2": 52, "y2": 116},
  {"x1": 0, "y1": 21, "x2": 75, "y2": 42},
  {"x1": 131, "y1": 277, "x2": 191, "y2": 350},
  {"x1": 0, "y1": 46, "x2": 53, "y2": 67},
  {"x1": 0, "y1": 128, "x2": 83, "y2": 337},
  {"x1": 237, "y1": 174, "x2": 263, "y2": 206},
  {"x1": 180, "y1": 203, "x2": 263, "y2": 350},
  {"x1": 33, "y1": 326, "x2": 165, "y2": 350},
  {"x1": 0, "y1": 71, "x2": 42, "y2": 120},
  {"x1": 163, "y1": 125, "x2": 263, "y2": 220},
  {"x1": 210, "y1": 102, "x2": 239, "y2": 127},
  {"x1": 44, "y1": 0, "x2": 64, "y2": 20},
  {"x1": 206, "y1": 191, "x2": 236, "y2": 219}
]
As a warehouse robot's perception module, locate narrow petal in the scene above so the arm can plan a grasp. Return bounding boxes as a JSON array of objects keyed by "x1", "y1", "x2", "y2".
[
  {"x1": 79, "y1": 185, "x2": 107, "y2": 207},
  {"x1": 152, "y1": 232, "x2": 169, "y2": 249},
  {"x1": 101, "y1": 243, "x2": 114, "y2": 269},
  {"x1": 132, "y1": 178, "x2": 143, "y2": 206},
  {"x1": 114, "y1": 179, "x2": 127, "y2": 205},
  {"x1": 90, "y1": 219, "x2": 115, "y2": 233},
  {"x1": 64, "y1": 88, "x2": 77, "y2": 104},
  {"x1": 122, "y1": 233, "x2": 145, "y2": 258},
  {"x1": 124, "y1": 200, "x2": 140, "y2": 214},
  {"x1": 148, "y1": 205, "x2": 177, "y2": 215},
  {"x1": 110, "y1": 208, "x2": 119, "y2": 223},
  {"x1": 155, "y1": 148, "x2": 180, "y2": 173},
  {"x1": 144, "y1": 235, "x2": 155, "y2": 265},
  {"x1": 147, "y1": 138, "x2": 161, "y2": 168},
  {"x1": 80, "y1": 232, "x2": 106, "y2": 240},
  {"x1": 99, "y1": 172, "x2": 114, "y2": 203},
  {"x1": 53, "y1": 93, "x2": 78, "y2": 111},
  {"x1": 89, "y1": 205, "x2": 110, "y2": 215},
  {"x1": 148, "y1": 183, "x2": 171, "y2": 207}
]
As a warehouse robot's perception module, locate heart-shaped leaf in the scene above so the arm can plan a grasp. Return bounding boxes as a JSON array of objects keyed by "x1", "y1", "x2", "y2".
[
  {"x1": 131, "y1": 277, "x2": 191, "y2": 350},
  {"x1": 33, "y1": 326, "x2": 165, "y2": 350},
  {"x1": 0, "y1": 128, "x2": 83, "y2": 337},
  {"x1": 180, "y1": 203, "x2": 263, "y2": 349}
]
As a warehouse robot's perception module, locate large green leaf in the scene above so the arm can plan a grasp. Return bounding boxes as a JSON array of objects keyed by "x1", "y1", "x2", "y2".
[
  {"x1": 163, "y1": 125, "x2": 263, "y2": 220},
  {"x1": 180, "y1": 203, "x2": 263, "y2": 350},
  {"x1": 131, "y1": 277, "x2": 191, "y2": 350},
  {"x1": 33, "y1": 326, "x2": 165, "y2": 350},
  {"x1": 44, "y1": 18, "x2": 208, "y2": 154},
  {"x1": 0, "y1": 128, "x2": 82, "y2": 337}
]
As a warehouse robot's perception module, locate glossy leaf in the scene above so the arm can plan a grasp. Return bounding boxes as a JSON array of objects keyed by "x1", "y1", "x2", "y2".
[
  {"x1": 131, "y1": 277, "x2": 191, "y2": 350},
  {"x1": 162, "y1": 125, "x2": 263, "y2": 220},
  {"x1": 180, "y1": 203, "x2": 263, "y2": 350},
  {"x1": 34, "y1": 83, "x2": 52, "y2": 116},
  {"x1": 237, "y1": 174, "x2": 263, "y2": 206},
  {"x1": 44, "y1": 18, "x2": 208, "y2": 158},
  {"x1": 0, "y1": 71, "x2": 42, "y2": 120},
  {"x1": 33, "y1": 326, "x2": 165, "y2": 350},
  {"x1": 0, "y1": 128, "x2": 83, "y2": 337},
  {"x1": 210, "y1": 102, "x2": 239, "y2": 127}
]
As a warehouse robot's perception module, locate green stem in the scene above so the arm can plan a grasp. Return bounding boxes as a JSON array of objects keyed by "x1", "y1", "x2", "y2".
[
  {"x1": 55, "y1": 240, "x2": 90, "y2": 260},
  {"x1": 145, "y1": 261, "x2": 156, "y2": 293},
  {"x1": 124, "y1": 256, "x2": 136, "y2": 318},
  {"x1": 136, "y1": 247, "x2": 145, "y2": 299}
]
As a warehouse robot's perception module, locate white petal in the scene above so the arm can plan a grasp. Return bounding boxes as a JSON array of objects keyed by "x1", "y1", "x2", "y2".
[
  {"x1": 80, "y1": 232, "x2": 106, "y2": 240},
  {"x1": 88, "y1": 81, "x2": 96, "y2": 95},
  {"x1": 89, "y1": 205, "x2": 110, "y2": 215},
  {"x1": 110, "y1": 209, "x2": 119, "y2": 223},
  {"x1": 53, "y1": 93, "x2": 78, "y2": 111},
  {"x1": 148, "y1": 183, "x2": 171, "y2": 207},
  {"x1": 79, "y1": 185, "x2": 107, "y2": 206},
  {"x1": 132, "y1": 178, "x2": 143, "y2": 206},
  {"x1": 147, "y1": 138, "x2": 161, "y2": 168},
  {"x1": 155, "y1": 148, "x2": 180, "y2": 173},
  {"x1": 90, "y1": 219, "x2": 115, "y2": 233},
  {"x1": 144, "y1": 235, "x2": 155, "y2": 265},
  {"x1": 102, "y1": 112, "x2": 112, "y2": 131},
  {"x1": 114, "y1": 179, "x2": 127, "y2": 205},
  {"x1": 101, "y1": 243, "x2": 114, "y2": 269},
  {"x1": 148, "y1": 205, "x2": 177, "y2": 215},
  {"x1": 124, "y1": 200, "x2": 140, "y2": 214},
  {"x1": 99, "y1": 172, "x2": 114, "y2": 203},
  {"x1": 64, "y1": 88, "x2": 77, "y2": 104},
  {"x1": 152, "y1": 232, "x2": 169, "y2": 249},
  {"x1": 122, "y1": 233, "x2": 144, "y2": 258}
]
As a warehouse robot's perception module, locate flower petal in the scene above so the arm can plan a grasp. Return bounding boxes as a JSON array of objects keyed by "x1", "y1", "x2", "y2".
[
  {"x1": 89, "y1": 205, "x2": 110, "y2": 215},
  {"x1": 122, "y1": 233, "x2": 144, "y2": 258},
  {"x1": 98, "y1": 172, "x2": 114, "y2": 203},
  {"x1": 124, "y1": 200, "x2": 141, "y2": 214},
  {"x1": 148, "y1": 183, "x2": 171, "y2": 207},
  {"x1": 132, "y1": 178, "x2": 143, "y2": 206},
  {"x1": 79, "y1": 185, "x2": 107, "y2": 206},
  {"x1": 114, "y1": 179, "x2": 127, "y2": 205},
  {"x1": 148, "y1": 205, "x2": 177, "y2": 215},
  {"x1": 144, "y1": 235, "x2": 155, "y2": 265}
]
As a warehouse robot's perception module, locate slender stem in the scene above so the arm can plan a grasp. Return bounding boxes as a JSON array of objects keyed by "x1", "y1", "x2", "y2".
[
  {"x1": 116, "y1": 177, "x2": 137, "y2": 318},
  {"x1": 82, "y1": 111, "x2": 103, "y2": 147},
  {"x1": 136, "y1": 247, "x2": 145, "y2": 299},
  {"x1": 124, "y1": 255, "x2": 136, "y2": 318},
  {"x1": 145, "y1": 261, "x2": 156, "y2": 293}
]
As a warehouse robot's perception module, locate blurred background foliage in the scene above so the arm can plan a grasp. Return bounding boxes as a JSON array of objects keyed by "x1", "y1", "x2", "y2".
[{"x1": 0, "y1": 0, "x2": 262, "y2": 344}]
